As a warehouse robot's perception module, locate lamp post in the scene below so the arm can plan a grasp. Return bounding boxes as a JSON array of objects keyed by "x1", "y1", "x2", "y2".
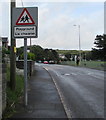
[{"x1": 73, "y1": 25, "x2": 81, "y2": 62}]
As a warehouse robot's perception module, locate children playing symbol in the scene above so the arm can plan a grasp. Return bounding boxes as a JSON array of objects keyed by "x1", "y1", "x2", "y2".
[
  {"x1": 20, "y1": 15, "x2": 29, "y2": 23},
  {"x1": 20, "y1": 16, "x2": 25, "y2": 22},
  {"x1": 16, "y1": 8, "x2": 35, "y2": 25},
  {"x1": 24, "y1": 15, "x2": 29, "y2": 23}
]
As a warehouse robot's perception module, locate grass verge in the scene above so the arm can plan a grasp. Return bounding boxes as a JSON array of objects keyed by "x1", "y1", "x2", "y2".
[
  {"x1": 3, "y1": 66, "x2": 24, "y2": 118},
  {"x1": 60, "y1": 61, "x2": 106, "y2": 71}
]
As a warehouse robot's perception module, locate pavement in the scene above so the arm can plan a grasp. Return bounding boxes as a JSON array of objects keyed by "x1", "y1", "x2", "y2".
[{"x1": 11, "y1": 65, "x2": 68, "y2": 119}]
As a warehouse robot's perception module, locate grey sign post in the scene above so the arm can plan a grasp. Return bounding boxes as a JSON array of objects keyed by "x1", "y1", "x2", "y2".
[
  {"x1": 24, "y1": 38, "x2": 27, "y2": 106},
  {"x1": 12, "y1": 7, "x2": 38, "y2": 106}
]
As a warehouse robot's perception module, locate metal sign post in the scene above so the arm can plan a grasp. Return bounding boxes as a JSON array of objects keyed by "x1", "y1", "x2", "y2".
[
  {"x1": 12, "y1": 7, "x2": 38, "y2": 106},
  {"x1": 24, "y1": 38, "x2": 27, "y2": 106}
]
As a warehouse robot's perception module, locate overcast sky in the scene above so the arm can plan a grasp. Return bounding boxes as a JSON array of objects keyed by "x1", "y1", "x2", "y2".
[{"x1": 0, "y1": 0, "x2": 104, "y2": 50}]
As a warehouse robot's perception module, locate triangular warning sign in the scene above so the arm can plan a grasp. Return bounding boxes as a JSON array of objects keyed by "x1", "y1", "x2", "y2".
[{"x1": 16, "y1": 8, "x2": 35, "y2": 25}]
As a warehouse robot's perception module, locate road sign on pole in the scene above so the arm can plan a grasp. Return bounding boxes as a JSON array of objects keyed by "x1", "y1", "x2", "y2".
[
  {"x1": 12, "y1": 7, "x2": 38, "y2": 106},
  {"x1": 12, "y1": 7, "x2": 38, "y2": 38}
]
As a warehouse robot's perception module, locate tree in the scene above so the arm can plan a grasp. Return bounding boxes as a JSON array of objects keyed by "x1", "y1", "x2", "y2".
[
  {"x1": 92, "y1": 34, "x2": 106, "y2": 60},
  {"x1": 2, "y1": 47, "x2": 10, "y2": 63},
  {"x1": 21, "y1": 52, "x2": 36, "y2": 60},
  {"x1": 30, "y1": 45, "x2": 44, "y2": 61},
  {"x1": 51, "y1": 50, "x2": 59, "y2": 63},
  {"x1": 43, "y1": 49, "x2": 59, "y2": 62},
  {"x1": 16, "y1": 45, "x2": 60, "y2": 63},
  {"x1": 17, "y1": 47, "x2": 24, "y2": 59},
  {"x1": 94, "y1": 35, "x2": 105, "y2": 49},
  {"x1": 65, "y1": 53, "x2": 71, "y2": 61}
]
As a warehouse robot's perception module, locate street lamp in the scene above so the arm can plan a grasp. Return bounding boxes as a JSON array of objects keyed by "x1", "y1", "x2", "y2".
[{"x1": 73, "y1": 25, "x2": 81, "y2": 62}]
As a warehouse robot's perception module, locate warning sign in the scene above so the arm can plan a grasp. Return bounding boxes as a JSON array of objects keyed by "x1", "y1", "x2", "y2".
[
  {"x1": 12, "y1": 7, "x2": 38, "y2": 38},
  {"x1": 16, "y1": 8, "x2": 35, "y2": 25}
]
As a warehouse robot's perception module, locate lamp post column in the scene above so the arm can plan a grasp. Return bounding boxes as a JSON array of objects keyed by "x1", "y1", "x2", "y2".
[{"x1": 78, "y1": 25, "x2": 81, "y2": 62}]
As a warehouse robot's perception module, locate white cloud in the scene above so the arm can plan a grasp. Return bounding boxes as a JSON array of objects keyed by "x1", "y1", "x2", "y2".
[
  {"x1": 1, "y1": 1, "x2": 104, "y2": 50},
  {"x1": 30, "y1": 3, "x2": 103, "y2": 50}
]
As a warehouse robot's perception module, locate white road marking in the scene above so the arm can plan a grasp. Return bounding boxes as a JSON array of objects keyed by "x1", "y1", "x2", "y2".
[
  {"x1": 64, "y1": 73, "x2": 70, "y2": 76},
  {"x1": 87, "y1": 72, "x2": 104, "y2": 80}
]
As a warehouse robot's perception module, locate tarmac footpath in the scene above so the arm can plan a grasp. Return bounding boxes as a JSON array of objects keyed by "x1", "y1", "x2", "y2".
[{"x1": 10, "y1": 65, "x2": 68, "y2": 119}]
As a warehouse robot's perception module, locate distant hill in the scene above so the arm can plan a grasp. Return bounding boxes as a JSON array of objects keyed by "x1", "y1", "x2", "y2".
[{"x1": 56, "y1": 50, "x2": 91, "y2": 55}]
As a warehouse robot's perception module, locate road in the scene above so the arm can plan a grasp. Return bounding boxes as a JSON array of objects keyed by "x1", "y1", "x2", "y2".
[{"x1": 37, "y1": 63, "x2": 104, "y2": 118}]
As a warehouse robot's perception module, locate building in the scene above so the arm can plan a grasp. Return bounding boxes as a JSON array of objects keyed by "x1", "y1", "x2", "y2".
[{"x1": 2, "y1": 37, "x2": 8, "y2": 49}]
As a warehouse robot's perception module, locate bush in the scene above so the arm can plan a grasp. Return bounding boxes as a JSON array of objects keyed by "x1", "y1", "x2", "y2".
[
  {"x1": 20, "y1": 52, "x2": 35, "y2": 60},
  {"x1": 27, "y1": 52, "x2": 35, "y2": 60}
]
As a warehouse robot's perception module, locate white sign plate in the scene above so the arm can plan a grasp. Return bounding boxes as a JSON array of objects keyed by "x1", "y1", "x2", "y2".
[{"x1": 14, "y1": 26, "x2": 37, "y2": 38}]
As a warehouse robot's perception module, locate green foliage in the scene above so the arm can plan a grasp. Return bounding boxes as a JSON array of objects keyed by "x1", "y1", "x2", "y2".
[
  {"x1": 30, "y1": 45, "x2": 44, "y2": 61},
  {"x1": 20, "y1": 52, "x2": 36, "y2": 60},
  {"x1": 43, "y1": 49, "x2": 59, "y2": 62},
  {"x1": 92, "y1": 34, "x2": 106, "y2": 60},
  {"x1": 57, "y1": 50, "x2": 92, "y2": 61},
  {"x1": 3, "y1": 66, "x2": 24, "y2": 118},
  {"x1": 2, "y1": 47, "x2": 10, "y2": 58},
  {"x1": 65, "y1": 53, "x2": 72, "y2": 60},
  {"x1": 94, "y1": 35, "x2": 106, "y2": 49},
  {"x1": 81, "y1": 51, "x2": 92, "y2": 61},
  {"x1": 17, "y1": 45, "x2": 59, "y2": 62},
  {"x1": 56, "y1": 50, "x2": 79, "y2": 55},
  {"x1": 27, "y1": 52, "x2": 35, "y2": 60},
  {"x1": 16, "y1": 47, "x2": 24, "y2": 56}
]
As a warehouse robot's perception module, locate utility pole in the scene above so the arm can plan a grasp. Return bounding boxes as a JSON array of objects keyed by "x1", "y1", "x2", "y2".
[
  {"x1": 10, "y1": 0, "x2": 16, "y2": 90},
  {"x1": 73, "y1": 24, "x2": 81, "y2": 62},
  {"x1": 78, "y1": 25, "x2": 81, "y2": 61}
]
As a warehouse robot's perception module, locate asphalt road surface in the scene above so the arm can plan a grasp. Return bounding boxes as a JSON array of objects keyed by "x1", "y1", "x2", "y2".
[{"x1": 37, "y1": 63, "x2": 104, "y2": 118}]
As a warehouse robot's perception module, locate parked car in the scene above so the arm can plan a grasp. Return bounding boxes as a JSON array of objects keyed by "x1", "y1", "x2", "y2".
[
  {"x1": 43, "y1": 61, "x2": 48, "y2": 64},
  {"x1": 49, "y1": 60, "x2": 55, "y2": 64},
  {"x1": 37, "y1": 60, "x2": 42, "y2": 63}
]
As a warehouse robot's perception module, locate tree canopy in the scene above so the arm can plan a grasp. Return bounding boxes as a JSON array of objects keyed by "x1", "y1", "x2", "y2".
[
  {"x1": 17, "y1": 45, "x2": 59, "y2": 62},
  {"x1": 91, "y1": 34, "x2": 106, "y2": 60}
]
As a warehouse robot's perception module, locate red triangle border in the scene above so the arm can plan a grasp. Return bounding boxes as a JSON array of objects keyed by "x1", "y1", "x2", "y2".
[{"x1": 16, "y1": 8, "x2": 35, "y2": 25}]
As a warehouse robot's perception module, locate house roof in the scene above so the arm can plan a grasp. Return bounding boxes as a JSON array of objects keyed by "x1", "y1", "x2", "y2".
[{"x1": 2, "y1": 37, "x2": 8, "y2": 43}]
